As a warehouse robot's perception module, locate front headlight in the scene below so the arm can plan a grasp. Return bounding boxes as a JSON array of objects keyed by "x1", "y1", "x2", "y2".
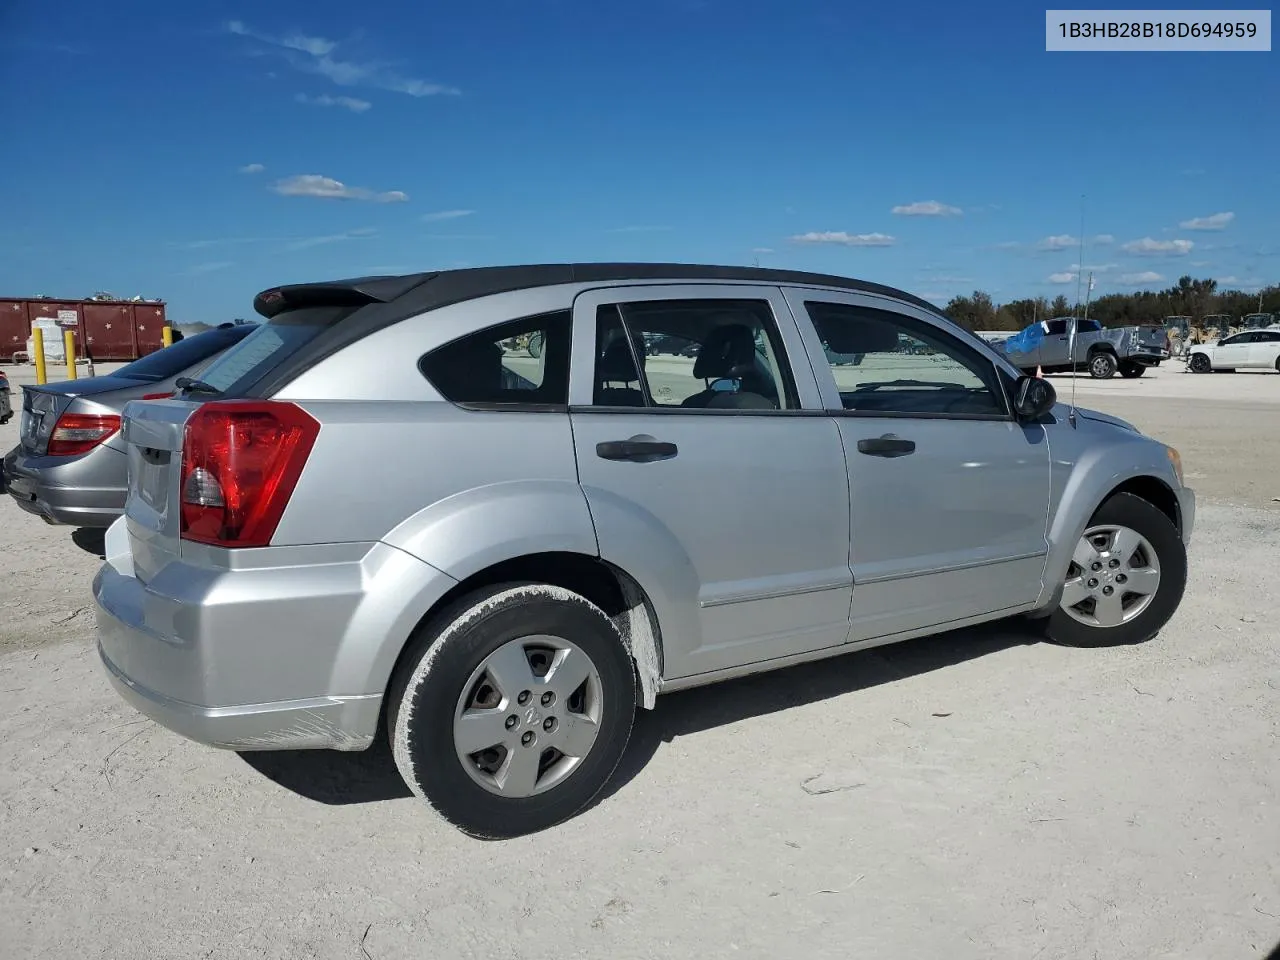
[{"x1": 1166, "y1": 445, "x2": 1184, "y2": 485}]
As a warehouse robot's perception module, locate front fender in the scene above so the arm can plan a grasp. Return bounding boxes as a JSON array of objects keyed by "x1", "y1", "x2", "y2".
[
  {"x1": 381, "y1": 479, "x2": 599, "y2": 580},
  {"x1": 1034, "y1": 424, "x2": 1182, "y2": 611}
]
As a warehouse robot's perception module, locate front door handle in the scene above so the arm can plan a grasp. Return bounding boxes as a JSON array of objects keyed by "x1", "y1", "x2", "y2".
[
  {"x1": 856, "y1": 435, "x2": 916, "y2": 458},
  {"x1": 596, "y1": 437, "x2": 678, "y2": 462}
]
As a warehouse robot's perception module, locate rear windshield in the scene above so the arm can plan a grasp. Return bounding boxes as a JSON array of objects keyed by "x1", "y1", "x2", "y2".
[
  {"x1": 192, "y1": 306, "x2": 355, "y2": 396},
  {"x1": 113, "y1": 327, "x2": 252, "y2": 382}
]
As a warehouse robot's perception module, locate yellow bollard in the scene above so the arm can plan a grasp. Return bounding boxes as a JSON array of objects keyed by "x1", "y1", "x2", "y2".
[
  {"x1": 162, "y1": 325, "x2": 173, "y2": 347},
  {"x1": 64, "y1": 330, "x2": 78, "y2": 380},
  {"x1": 33, "y1": 327, "x2": 47, "y2": 385}
]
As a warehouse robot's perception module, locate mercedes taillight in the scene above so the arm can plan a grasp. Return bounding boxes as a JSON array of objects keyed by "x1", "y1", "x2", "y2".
[
  {"x1": 47, "y1": 412, "x2": 122, "y2": 457},
  {"x1": 179, "y1": 400, "x2": 319, "y2": 548}
]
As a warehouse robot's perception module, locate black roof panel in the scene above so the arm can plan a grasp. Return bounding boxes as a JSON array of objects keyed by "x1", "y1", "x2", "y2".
[{"x1": 253, "y1": 262, "x2": 942, "y2": 319}]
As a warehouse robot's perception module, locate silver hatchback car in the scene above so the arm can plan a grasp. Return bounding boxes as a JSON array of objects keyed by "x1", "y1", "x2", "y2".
[{"x1": 94, "y1": 264, "x2": 1194, "y2": 838}]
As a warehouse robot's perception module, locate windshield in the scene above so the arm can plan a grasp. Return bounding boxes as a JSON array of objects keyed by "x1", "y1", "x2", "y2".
[
  {"x1": 111, "y1": 326, "x2": 254, "y2": 382},
  {"x1": 192, "y1": 306, "x2": 356, "y2": 396}
]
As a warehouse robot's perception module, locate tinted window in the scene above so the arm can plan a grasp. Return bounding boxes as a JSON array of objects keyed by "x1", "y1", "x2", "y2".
[
  {"x1": 804, "y1": 301, "x2": 1007, "y2": 417},
  {"x1": 112, "y1": 326, "x2": 253, "y2": 382},
  {"x1": 1045, "y1": 320, "x2": 1069, "y2": 335},
  {"x1": 592, "y1": 298, "x2": 797, "y2": 411},
  {"x1": 420, "y1": 310, "x2": 570, "y2": 407},
  {"x1": 194, "y1": 307, "x2": 355, "y2": 396}
]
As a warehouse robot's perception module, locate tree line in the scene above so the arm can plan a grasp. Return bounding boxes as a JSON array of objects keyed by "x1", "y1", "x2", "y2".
[{"x1": 942, "y1": 276, "x2": 1280, "y2": 331}]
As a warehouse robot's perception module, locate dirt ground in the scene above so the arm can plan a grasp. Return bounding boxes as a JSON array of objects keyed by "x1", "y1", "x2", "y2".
[{"x1": 1, "y1": 360, "x2": 1278, "y2": 959}]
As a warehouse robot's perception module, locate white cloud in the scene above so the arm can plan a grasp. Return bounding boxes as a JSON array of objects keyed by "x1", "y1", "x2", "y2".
[
  {"x1": 421, "y1": 209, "x2": 475, "y2": 222},
  {"x1": 1047, "y1": 272, "x2": 1078, "y2": 284},
  {"x1": 1037, "y1": 234, "x2": 1077, "y2": 252},
  {"x1": 295, "y1": 93, "x2": 371, "y2": 113},
  {"x1": 1121, "y1": 237, "x2": 1194, "y2": 255},
  {"x1": 272, "y1": 174, "x2": 407, "y2": 203},
  {"x1": 1069, "y1": 262, "x2": 1118, "y2": 273},
  {"x1": 225, "y1": 21, "x2": 460, "y2": 98},
  {"x1": 239, "y1": 163, "x2": 264, "y2": 174},
  {"x1": 1092, "y1": 234, "x2": 1115, "y2": 245},
  {"x1": 1215, "y1": 276, "x2": 1239, "y2": 284},
  {"x1": 1190, "y1": 260, "x2": 1212, "y2": 267},
  {"x1": 789, "y1": 231, "x2": 895, "y2": 247},
  {"x1": 891, "y1": 200, "x2": 962, "y2": 217},
  {"x1": 1119, "y1": 271, "x2": 1164, "y2": 285},
  {"x1": 1179, "y1": 211, "x2": 1234, "y2": 231}
]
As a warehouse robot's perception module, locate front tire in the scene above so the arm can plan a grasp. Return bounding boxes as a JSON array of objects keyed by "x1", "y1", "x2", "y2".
[
  {"x1": 1046, "y1": 493, "x2": 1187, "y2": 648},
  {"x1": 389, "y1": 583, "x2": 637, "y2": 839},
  {"x1": 1189, "y1": 353, "x2": 1212, "y2": 373},
  {"x1": 1088, "y1": 352, "x2": 1118, "y2": 379}
]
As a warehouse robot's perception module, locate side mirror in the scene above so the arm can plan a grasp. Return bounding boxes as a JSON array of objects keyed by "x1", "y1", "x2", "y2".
[{"x1": 1012, "y1": 374, "x2": 1056, "y2": 419}]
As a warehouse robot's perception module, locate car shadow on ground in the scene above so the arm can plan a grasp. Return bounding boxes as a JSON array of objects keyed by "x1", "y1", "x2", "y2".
[
  {"x1": 239, "y1": 619, "x2": 1041, "y2": 809},
  {"x1": 71, "y1": 527, "x2": 106, "y2": 558}
]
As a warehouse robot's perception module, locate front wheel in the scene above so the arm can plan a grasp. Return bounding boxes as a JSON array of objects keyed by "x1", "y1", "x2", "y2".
[
  {"x1": 389, "y1": 583, "x2": 636, "y2": 839},
  {"x1": 1088, "y1": 352, "x2": 1118, "y2": 379},
  {"x1": 1046, "y1": 493, "x2": 1187, "y2": 648},
  {"x1": 1189, "y1": 353, "x2": 1212, "y2": 373}
]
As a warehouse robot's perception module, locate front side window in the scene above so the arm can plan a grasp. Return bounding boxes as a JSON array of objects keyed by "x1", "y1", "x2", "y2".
[
  {"x1": 804, "y1": 301, "x2": 1008, "y2": 418},
  {"x1": 591, "y1": 298, "x2": 797, "y2": 411},
  {"x1": 420, "y1": 310, "x2": 571, "y2": 407}
]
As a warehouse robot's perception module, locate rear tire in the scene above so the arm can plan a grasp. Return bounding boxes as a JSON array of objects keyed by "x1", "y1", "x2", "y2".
[
  {"x1": 1088, "y1": 352, "x2": 1118, "y2": 379},
  {"x1": 388, "y1": 583, "x2": 636, "y2": 839},
  {"x1": 1118, "y1": 361, "x2": 1145, "y2": 379},
  {"x1": 1046, "y1": 493, "x2": 1186, "y2": 648}
]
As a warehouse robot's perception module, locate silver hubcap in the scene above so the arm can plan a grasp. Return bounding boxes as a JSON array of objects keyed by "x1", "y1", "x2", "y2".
[
  {"x1": 1060, "y1": 524, "x2": 1161, "y2": 628},
  {"x1": 1091, "y1": 356, "x2": 1110, "y2": 376},
  {"x1": 453, "y1": 636, "x2": 604, "y2": 798}
]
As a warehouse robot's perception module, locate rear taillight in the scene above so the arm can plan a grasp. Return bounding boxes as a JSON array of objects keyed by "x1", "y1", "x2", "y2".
[
  {"x1": 179, "y1": 400, "x2": 319, "y2": 548},
  {"x1": 142, "y1": 391, "x2": 173, "y2": 400},
  {"x1": 47, "y1": 412, "x2": 121, "y2": 456}
]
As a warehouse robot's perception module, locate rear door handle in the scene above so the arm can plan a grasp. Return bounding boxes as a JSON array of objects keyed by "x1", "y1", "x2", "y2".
[
  {"x1": 856, "y1": 435, "x2": 916, "y2": 458},
  {"x1": 596, "y1": 437, "x2": 678, "y2": 462}
]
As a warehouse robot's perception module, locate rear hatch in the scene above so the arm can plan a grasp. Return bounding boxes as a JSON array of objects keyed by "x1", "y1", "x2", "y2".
[{"x1": 118, "y1": 282, "x2": 422, "y2": 579}]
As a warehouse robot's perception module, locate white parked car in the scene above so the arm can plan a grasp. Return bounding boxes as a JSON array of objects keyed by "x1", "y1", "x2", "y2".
[{"x1": 1187, "y1": 329, "x2": 1280, "y2": 373}]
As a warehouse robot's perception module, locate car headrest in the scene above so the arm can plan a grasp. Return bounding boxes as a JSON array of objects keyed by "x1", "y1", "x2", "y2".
[
  {"x1": 693, "y1": 323, "x2": 757, "y2": 379},
  {"x1": 598, "y1": 335, "x2": 643, "y2": 383},
  {"x1": 815, "y1": 315, "x2": 899, "y2": 354}
]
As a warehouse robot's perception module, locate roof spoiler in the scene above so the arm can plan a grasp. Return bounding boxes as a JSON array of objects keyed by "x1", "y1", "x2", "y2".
[{"x1": 252, "y1": 272, "x2": 437, "y2": 319}]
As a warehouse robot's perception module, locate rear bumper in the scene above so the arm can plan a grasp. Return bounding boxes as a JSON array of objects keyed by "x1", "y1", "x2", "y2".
[
  {"x1": 1131, "y1": 349, "x2": 1170, "y2": 365},
  {"x1": 3, "y1": 445, "x2": 126, "y2": 527},
  {"x1": 92, "y1": 520, "x2": 458, "y2": 752}
]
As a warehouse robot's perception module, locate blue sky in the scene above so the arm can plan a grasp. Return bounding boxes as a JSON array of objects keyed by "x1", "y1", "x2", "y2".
[{"x1": 1, "y1": 0, "x2": 1275, "y2": 323}]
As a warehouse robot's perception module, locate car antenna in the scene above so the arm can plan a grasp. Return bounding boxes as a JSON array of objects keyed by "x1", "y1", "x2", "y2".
[{"x1": 1068, "y1": 195, "x2": 1086, "y2": 428}]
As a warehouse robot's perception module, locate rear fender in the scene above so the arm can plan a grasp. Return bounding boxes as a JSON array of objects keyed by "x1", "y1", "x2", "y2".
[{"x1": 381, "y1": 479, "x2": 599, "y2": 579}]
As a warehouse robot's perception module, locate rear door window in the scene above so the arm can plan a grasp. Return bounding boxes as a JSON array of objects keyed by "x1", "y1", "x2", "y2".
[{"x1": 591, "y1": 298, "x2": 798, "y2": 410}]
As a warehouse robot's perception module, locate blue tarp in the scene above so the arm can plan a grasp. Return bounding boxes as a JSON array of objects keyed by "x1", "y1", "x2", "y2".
[{"x1": 999, "y1": 322, "x2": 1045, "y2": 357}]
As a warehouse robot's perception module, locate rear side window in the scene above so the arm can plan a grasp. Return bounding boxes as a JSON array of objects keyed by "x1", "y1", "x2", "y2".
[
  {"x1": 194, "y1": 306, "x2": 355, "y2": 396},
  {"x1": 112, "y1": 327, "x2": 250, "y2": 382},
  {"x1": 420, "y1": 310, "x2": 571, "y2": 408}
]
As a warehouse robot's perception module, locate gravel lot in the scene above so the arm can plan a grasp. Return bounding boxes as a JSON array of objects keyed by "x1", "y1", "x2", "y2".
[{"x1": 1, "y1": 359, "x2": 1278, "y2": 959}]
